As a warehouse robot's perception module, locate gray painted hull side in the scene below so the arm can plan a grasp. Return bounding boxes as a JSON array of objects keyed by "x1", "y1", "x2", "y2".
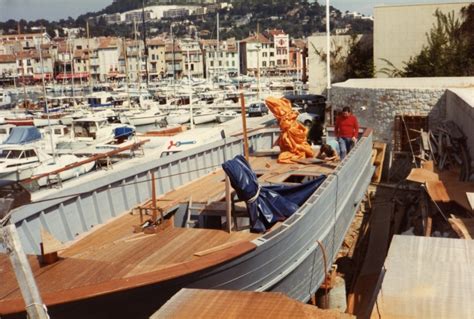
[
  {"x1": 3, "y1": 129, "x2": 373, "y2": 311},
  {"x1": 185, "y1": 132, "x2": 374, "y2": 304}
]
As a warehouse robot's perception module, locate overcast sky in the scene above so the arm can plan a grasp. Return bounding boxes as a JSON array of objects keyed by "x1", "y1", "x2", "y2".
[{"x1": 329, "y1": 0, "x2": 471, "y2": 16}]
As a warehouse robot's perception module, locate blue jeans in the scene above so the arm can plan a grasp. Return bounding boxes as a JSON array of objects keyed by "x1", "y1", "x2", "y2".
[{"x1": 338, "y1": 137, "x2": 353, "y2": 160}]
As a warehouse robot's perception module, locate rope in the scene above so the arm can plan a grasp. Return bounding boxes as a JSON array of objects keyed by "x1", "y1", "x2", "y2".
[
  {"x1": 316, "y1": 240, "x2": 330, "y2": 307},
  {"x1": 246, "y1": 186, "x2": 261, "y2": 204}
]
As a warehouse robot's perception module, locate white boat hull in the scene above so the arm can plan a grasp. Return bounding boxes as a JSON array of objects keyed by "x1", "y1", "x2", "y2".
[
  {"x1": 128, "y1": 114, "x2": 167, "y2": 126},
  {"x1": 193, "y1": 113, "x2": 217, "y2": 125},
  {"x1": 167, "y1": 114, "x2": 190, "y2": 125},
  {"x1": 33, "y1": 118, "x2": 61, "y2": 127}
]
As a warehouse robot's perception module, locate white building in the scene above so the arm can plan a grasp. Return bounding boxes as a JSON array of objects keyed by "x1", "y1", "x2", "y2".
[
  {"x1": 91, "y1": 37, "x2": 121, "y2": 82},
  {"x1": 374, "y1": 2, "x2": 470, "y2": 77},
  {"x1": 239, "y1": 33, "x2": 274, "y2": 76},
  {"x1": 180, "y1": 39, "x2": 204, "y2": 78},
  {"x1": 202, "y1": 39, "x2": 239, "y2": 78}
]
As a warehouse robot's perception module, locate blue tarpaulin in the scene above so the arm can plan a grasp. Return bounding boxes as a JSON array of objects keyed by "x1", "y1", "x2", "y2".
[
  {"x1": 3, "y1": 126, "x2": 42, "y2": 145},
  {"x1": 222, "y1": 155, "x2": 326, "y2": 232},
  {"x1": 114, "y1": 126, "x2": 135, "y2": 139}
]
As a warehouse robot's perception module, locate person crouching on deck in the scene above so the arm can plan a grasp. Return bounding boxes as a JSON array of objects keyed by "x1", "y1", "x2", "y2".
[
  {"x1": 335, "y1": 106, "x2": 359, "y2": 159},
  {"x1": 316, "y1": 140, "x2": 341, "y2": 162}
]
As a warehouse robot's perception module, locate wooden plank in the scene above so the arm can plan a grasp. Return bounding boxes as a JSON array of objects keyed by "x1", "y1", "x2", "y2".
[
  {"x1": 406, "y1": 168, "x2": 439, "y2": 184},
  {"x1": 151, "y1": 288, "x2": 354, "y2": 319},
  {"x1": 425, "y1": 181, "x2": 450, "y2": 203},
  {"x1": 421, "y1": 160, "x2": 434, "y2": 172},
  {"x1": 371, "y1": 142, "x2": 386, "y2": 183},
  {"x1": 347, "y1": 202, "x2": 394, "y2": 317},
  {"x1": 40, "y1": 228, "x2": 67, "y2": 255},
  {"x1": 467, "y1": 192, "x2": 474, "y2": 210},
  {"x1": 372, "y1": 235, "x2": 474, "y2": 319}
]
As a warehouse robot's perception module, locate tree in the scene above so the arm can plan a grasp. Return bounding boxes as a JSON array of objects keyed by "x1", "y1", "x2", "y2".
[{"x1": 345, "y1": 34, "x2": 374, "y2": 78}]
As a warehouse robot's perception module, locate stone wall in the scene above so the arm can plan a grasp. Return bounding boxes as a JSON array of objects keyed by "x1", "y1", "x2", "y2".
[{"x1": 330, "y1": 85, "x2": 447, "y2": 144}]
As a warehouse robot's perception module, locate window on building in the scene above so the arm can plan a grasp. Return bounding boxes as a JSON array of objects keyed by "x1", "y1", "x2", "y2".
[
  {"x1": 263, "y1": 61, "x2": 267, "y2": 67},
  {"x1": 263, "y1": 52, "x2": 267, "y2": 57},
  {"x1": 219, "y1": 61, "x2": 222, "y2": 66},
  {"x1": 270, "y1": 52, "x2": 274, "y2": 57},
  {"x1": 191, "y1": 64, "x2": 194, "y2": 71},
  {"x1": 232, "y1": 61, "x2": 235, "y2": 67},
  {"x1": 210, "y1": 61, "x2": 214, "y2": 67},
  {"x1": 270, "y1": 61, "x2": 275, "y2": 66}
]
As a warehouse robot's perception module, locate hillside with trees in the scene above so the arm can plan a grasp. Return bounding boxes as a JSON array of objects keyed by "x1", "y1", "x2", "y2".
[{"x1": 0, "y1": 0, "x2": 373, "y2": 39}]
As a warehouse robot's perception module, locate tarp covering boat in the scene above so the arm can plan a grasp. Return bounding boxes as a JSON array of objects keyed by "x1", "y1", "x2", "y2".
[
  {"x1": 3, "y1": 126, "x2": 42, "y2": 144},
  {"x1": 222, "y1": 155, "x2": 326, "y2": 232},
  {"x1": 265, "y1": 97, "x2": 315, "y2": 163}
]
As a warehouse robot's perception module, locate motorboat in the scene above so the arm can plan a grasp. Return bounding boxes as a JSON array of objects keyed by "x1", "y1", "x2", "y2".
[
  {"x1": 55, "y1": 117, "x2": 135, "y2": 154},
  {"x1": 216, "y1": 110, "x2": 239, "y2": 123},
  {"x1": 0, "y1": 124, "x2": 15, "y2": 143},
  {"x1": 126, "y1": 108, "x2": 168, "y2": 127},
  {"x1": 192, "y1": 108, "x2": 218, "y2": 125},
  {"x1": 0, "y1": 144, "x2": 94, "y2": 186},
  {"x1": 166, "y1": 109, "x2": 190, "y2": 125}
]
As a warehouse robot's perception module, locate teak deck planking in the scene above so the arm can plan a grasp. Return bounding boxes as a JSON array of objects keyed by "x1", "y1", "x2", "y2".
[{"x1": 0, "y1": 155, "x2": 333, "y2": 312}]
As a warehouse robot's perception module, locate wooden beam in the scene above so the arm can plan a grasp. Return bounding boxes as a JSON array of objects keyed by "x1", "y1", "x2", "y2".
[
  {"x1": 1, "y1": 225, "x2": 49, "y2": 319},
  {"x1": 240, "y1": 91, "x2": 250, "y2": 161},
  {"x1": 225, "y1": 176, "x2": 232, "y2": 233}
]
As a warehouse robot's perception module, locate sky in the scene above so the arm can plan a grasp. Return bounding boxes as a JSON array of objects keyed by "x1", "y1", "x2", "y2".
[
  {"x1": 0, "y1": 0, "x2": 472, "y2": 22},
  {"x1": 330, "y1": 0, "x2": 471, "y2": 16}
]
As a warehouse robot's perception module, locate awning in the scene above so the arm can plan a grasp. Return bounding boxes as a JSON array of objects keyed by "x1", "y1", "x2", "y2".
[
  {"x1": 222, "y1": 155, "x2": 326, "y2": 232},
  {"x1": 55, "y1": 72, "x2": 89, "y2": 80},
  {"x1": 33, "y1": 73, "x2": 53, "y2": 80}
]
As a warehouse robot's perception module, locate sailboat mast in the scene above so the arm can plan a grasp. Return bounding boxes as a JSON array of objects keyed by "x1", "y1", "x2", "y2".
[
  {"x1": 216, "y1": 12, "x2": 220, "y2": 83},
  {"x1": 122, "y1": 39, "x2": 132, "y2": 109},
  {"x1": 133, "y1": 19, "x2": 142, "y2": 103},
  {"x1": 86, "y1": 21, "x2": 93, "y2": 93},
  {"x1": 39, "y1": 27, "x2": 56, "y2": 160},
  {"x1": 141, "y1": 0, "x2": 149, "y2": 87}
]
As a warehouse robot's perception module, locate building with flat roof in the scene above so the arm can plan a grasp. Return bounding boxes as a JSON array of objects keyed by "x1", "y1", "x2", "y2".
[{"x1": 374, "y1": 2, "x2": 471, "y2": 77}]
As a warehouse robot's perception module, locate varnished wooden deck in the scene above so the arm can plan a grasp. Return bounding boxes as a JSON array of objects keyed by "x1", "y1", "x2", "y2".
[{"x1": 0, "y1": 155, "x2": 334, "y2": 314}]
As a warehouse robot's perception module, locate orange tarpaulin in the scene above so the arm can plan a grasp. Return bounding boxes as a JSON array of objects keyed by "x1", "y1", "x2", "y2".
[{"x1": 265, "y1": 97, "x2": 315, "y2": 164}]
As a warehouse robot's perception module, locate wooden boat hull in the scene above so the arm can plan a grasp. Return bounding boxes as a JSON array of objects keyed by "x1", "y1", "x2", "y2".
[{"x1": 1, "y1": 128, "x2": 374, "y2": 318}]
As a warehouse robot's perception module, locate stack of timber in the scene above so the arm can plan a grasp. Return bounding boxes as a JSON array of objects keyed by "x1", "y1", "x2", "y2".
[
  {"x1": 151, "y1": 288, "x2": 354, "y2": 319},
  {"x1": 417, "y1": 120, "x2": 471, "y2": 181}
]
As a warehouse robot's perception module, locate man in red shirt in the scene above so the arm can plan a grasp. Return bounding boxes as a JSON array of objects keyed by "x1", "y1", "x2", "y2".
[{"x1": 335, "y1": 106, "x2": 359, "y2": 159}]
